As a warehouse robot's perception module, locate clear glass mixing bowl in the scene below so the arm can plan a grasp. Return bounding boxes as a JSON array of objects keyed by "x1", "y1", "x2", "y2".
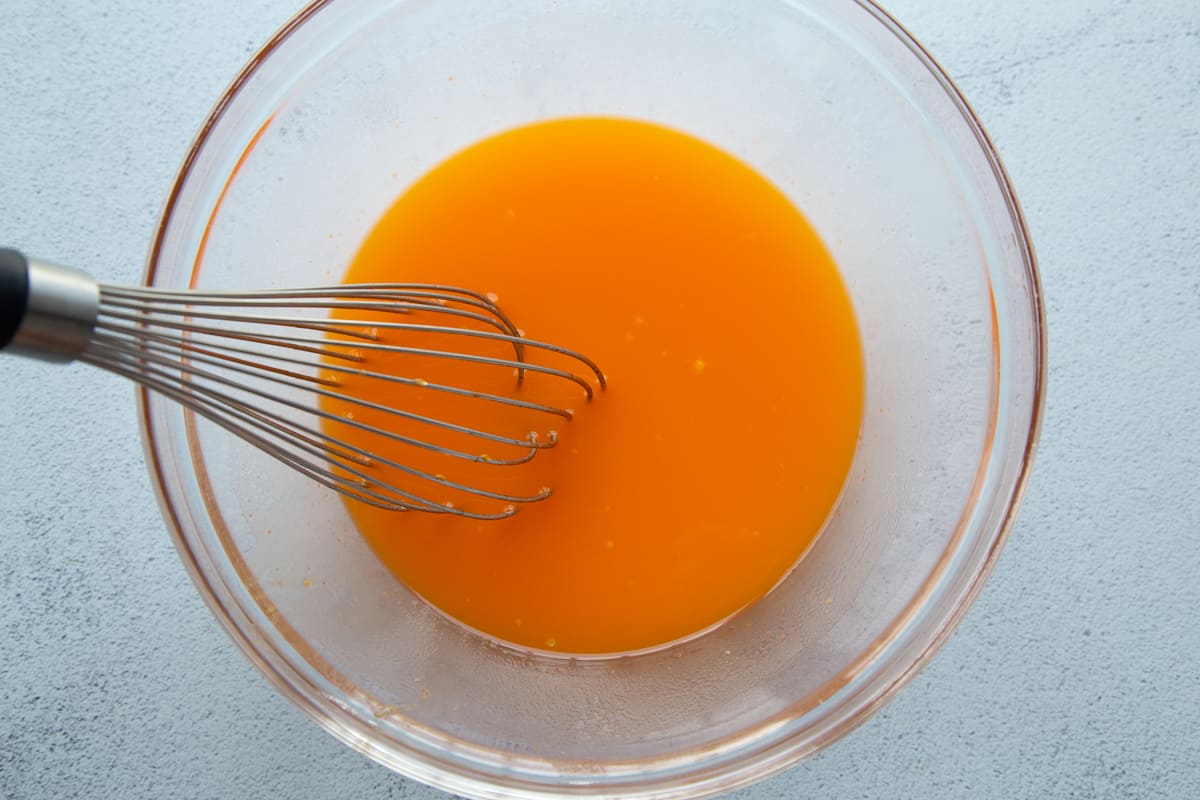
[{"x1": 140, "y1": 1, "x2": 1044, "y2": 797}]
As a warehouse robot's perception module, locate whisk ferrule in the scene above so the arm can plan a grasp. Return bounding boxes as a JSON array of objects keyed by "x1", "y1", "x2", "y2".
[{"x1": 0, "y1": 248, "x2": 99, "y2": 363}]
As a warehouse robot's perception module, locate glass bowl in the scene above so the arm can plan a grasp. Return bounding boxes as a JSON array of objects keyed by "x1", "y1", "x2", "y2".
[{"x1": 140, "y1": 0, "x2": 1044, "y2": 797}]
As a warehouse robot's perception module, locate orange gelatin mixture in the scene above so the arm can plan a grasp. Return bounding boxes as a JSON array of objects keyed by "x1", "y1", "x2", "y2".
[{"x1": 323, "y1": 118, "x2": 863, "y2": 654}]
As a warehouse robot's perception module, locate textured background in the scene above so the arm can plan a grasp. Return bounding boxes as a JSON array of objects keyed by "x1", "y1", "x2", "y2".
[{"x1": 1, "y1": 1, "x2": 1198, "y2": 798}]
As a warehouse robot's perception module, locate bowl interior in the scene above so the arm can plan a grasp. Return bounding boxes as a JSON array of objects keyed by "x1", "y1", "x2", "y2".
[{"x1": 143, "y1": 0, "x2": 1041, "y2": 796}]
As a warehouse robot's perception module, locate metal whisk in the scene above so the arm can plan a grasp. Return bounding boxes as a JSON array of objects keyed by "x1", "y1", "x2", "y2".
[{"x1": 0, "y1": 248, "x2": 606, "y2": 520}]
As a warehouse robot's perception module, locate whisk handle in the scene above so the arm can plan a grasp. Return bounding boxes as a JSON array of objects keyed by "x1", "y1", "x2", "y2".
[
  {"x1": 0, "y1": 248, "x2": 28, "y2": 349},
  {"x1": 0, "y1": 248, "x2": 99, "y2": 363}
]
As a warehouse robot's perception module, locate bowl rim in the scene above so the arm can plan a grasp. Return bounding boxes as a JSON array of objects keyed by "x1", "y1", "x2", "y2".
[{"x1": 137, "y1": 1, "x2": 1046, "y2": 797}]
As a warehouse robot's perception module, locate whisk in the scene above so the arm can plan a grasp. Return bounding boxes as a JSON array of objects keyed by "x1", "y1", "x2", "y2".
[{"x1": 0, "y1": 248, "x2": 606, "y2": 520}]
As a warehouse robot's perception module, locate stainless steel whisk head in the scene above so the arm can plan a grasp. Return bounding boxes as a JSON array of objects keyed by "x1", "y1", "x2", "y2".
[{"x1": 0, "y1": 248, "x2": 606, "y2": 520}]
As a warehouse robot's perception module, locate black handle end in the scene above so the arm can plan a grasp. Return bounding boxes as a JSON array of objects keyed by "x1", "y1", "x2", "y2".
[{"x1": 0, "y1": 248, "x2": 31, "y2": 350}]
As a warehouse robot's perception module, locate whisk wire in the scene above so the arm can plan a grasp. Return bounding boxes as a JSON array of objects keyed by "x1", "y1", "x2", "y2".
[
  {"x1": 95, "y1": 309, "x2": 603, "y2": 398},
  {"x1": 99, "y1": 320, "x2": 578, "y2": 419},
  {"x1": 95, "y1": 355, "x2": 519, "y2": 518},
  {"x1": 84, "y1": 339, "x2": 550, "y2": 518},
  {"x1": 85, "y1": 332, "x2": 551, "y2": 458}
]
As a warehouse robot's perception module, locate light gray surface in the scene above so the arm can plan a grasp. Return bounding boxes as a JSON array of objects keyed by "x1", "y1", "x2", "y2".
[{"x1": 1, "y1": 0, "x2": 1197, "y2": 797}]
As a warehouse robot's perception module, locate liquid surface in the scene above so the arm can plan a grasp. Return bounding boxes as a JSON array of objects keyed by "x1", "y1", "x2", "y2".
[{"x1": 323, "y1": 118, "x2": 863, "y2": 654}]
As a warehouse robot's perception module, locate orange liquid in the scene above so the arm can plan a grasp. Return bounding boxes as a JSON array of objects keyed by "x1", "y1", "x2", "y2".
[{"x1": 322, "y1": 118, "x2": 863, "y2": 654}]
